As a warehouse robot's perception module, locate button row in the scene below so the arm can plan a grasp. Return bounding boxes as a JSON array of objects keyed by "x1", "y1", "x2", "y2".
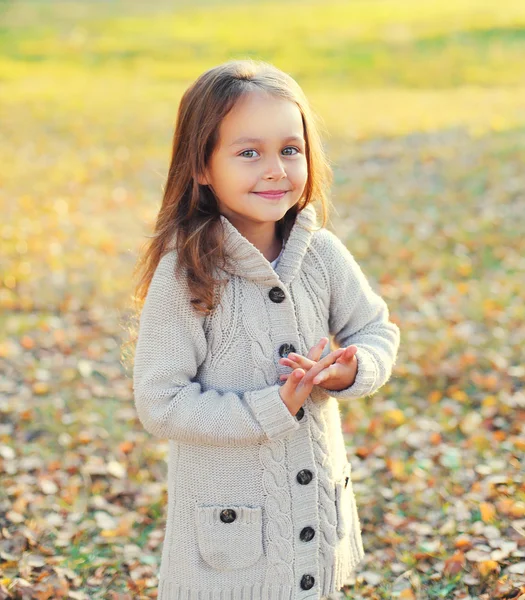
[
  {"x1": 297, "y1": 470, "x2": 316, "y2": 589},
  {"x1": 219, "y1": 508, "x2": 316, "y2": 590},
  {"x1": 269, "y1": 287, "x2": 315, "y2": 592}
]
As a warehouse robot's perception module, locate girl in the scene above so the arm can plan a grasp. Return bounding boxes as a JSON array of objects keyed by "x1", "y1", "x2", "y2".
[{"x1": 132, "y1": 58, "x2": 400, "y2": 600}]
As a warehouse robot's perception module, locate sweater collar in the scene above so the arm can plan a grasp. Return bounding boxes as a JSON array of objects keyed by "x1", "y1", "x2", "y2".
[{"x1": 218, "y1": 203, "x2": 319, "y2": 285}]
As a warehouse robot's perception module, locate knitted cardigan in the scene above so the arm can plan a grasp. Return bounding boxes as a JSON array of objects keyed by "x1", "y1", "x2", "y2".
[{"x1": 133, "y1": 203, "x2": 401, "y2": 599}]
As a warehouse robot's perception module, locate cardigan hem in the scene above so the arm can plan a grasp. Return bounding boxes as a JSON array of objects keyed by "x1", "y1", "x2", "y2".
[
  {"x1": 158, "y1": 581, "x2": 295, "y2": 600},
  {"x1": 157, "y1": 549, "x2": 365, "y2": 599}
]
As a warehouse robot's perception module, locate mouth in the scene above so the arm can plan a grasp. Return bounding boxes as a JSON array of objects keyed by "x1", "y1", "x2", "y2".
[{"x1": 252, "y1": 190, "x2": 289, "y2": 200}]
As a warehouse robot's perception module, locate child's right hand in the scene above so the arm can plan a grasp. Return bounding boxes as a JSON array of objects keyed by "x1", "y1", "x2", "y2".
[{"x1": 278, "y1": 346, "x2": 346, "y2": 416}]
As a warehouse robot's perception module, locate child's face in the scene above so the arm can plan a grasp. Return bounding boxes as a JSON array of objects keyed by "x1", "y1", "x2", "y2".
[{"x1": 200, "y1": 90, "x2": 308, "y2": 232}]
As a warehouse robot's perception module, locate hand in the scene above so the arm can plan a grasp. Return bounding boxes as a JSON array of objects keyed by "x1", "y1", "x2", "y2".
[
  {"x1": 278, "y1": 346, "x2": 347, "y2": 416},
  {"x1": 279, "y1": 340, "x2": 358, "y2": 393},
  {"x1": 278, "y1": 337, "x2": 332, "y2": 378}
]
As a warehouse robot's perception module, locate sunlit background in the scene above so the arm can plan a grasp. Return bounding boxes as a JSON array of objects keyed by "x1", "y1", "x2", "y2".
[{"x1": 1, "y1": 1, "x2": 524, "y2": 598}]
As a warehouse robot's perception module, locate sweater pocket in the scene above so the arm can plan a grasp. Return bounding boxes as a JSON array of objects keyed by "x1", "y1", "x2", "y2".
[
  {"x1": 334, "y1": 462, "x2": 355, "y2": 539},
  {"x1": 195, "y1": 504, "x2": 264, "y2": 571}
]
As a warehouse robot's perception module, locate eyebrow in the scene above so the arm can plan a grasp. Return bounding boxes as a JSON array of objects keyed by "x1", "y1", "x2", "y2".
[{"x1": 229, "y1": 135, "x2": 305, "y2": 147}]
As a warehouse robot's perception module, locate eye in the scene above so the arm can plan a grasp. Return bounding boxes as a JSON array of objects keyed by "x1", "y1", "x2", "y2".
[
  {"x1": 238, "y1": 146, "x2": 300, "y2": 159},
  {"x1": 239, "y1": 149, "x2": 259, "y2": 158}
]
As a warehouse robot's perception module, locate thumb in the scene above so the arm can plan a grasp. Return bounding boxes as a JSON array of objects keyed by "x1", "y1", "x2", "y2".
[{"x1": 286, "y1": 367, "x2": 305, "y2": 389}]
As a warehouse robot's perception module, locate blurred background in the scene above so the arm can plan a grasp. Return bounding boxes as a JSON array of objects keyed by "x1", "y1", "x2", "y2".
[{"x1": 1, "y1": 1, "x2": 524, "y2": 598}]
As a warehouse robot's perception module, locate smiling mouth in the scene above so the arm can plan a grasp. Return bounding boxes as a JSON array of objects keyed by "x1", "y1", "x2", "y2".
[{"x1": 253, "y1": 191, "x2": 289, "y2": 199}]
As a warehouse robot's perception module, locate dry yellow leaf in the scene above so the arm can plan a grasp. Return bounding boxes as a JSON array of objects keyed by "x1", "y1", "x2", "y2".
[
  {"x1": 32, "y1": 382, "x2": 50, "y2": 395},
  {"x1": 457, "y1": 263, "x2": 472, "y2": 276},
  {"x1": 509, "y1": 501, "x2": 525, "y2": 518},
  {"x1": 482, "y1": 395, "x2": 497, "y2": 407},
  {"x1": 384, "y1": 409, "x2": 406, "y2": 426},
  {"x1": 451, "y1": 390, "x2": 468, "y2": 402},
  {"x1": 428, "y1": 390, "x2": 442, "y2": 403},
  {"x1": 480, "y1": 502, "x2": 496, "y2": 523},
  {"x1": 20, "y1": 335, "x2": 35, "y2": 349},
  {"x1": 515, "y1": 437, "x2": 525, "y2": 452},
  {"x1": 478, "y1": 560, "x2": 500, "y2": 576},
  {"x1": 388, "y1": 458, "x2": 408, "y2": 481}
]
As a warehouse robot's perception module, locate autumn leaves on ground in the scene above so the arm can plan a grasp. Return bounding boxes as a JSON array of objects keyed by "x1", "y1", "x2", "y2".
[{"x1": 1, "y1": 1, "x2": 524, "y2": 599}]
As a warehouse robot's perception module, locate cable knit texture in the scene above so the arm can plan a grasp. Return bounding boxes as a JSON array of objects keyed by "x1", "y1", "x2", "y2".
[{"x1": 133, "y1": 203, "x2": 400, "y2": 599}]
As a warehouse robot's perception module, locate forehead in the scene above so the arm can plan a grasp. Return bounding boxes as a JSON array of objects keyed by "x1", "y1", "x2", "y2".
[{"x1": 218, "y1": 91, "x2": 304, "y2": 144}]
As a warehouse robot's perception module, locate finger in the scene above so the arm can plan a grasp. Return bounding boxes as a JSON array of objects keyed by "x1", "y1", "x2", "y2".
[
  {"x1": 279, "y1": 357, "x2": 299, "y2": 368},
  {"x1": 336, "y1": 346, "x2": 355, "y2": 361},
  {"x1": 306, "y1": 337, "x2": 329, "y2": 361},
  {"x1": 281, "y1": 354, "x2": 315, "y2": 370},
  {"x1": 287, "y1": 368, "x2": 305, "y2": 388},
  {"x1": 307, "y1": 348, "x2": 345, "y2": 382},
  {"x1": 313, "y1": 364, "x2": 334, "y2": 385},
  {"x1": 336, "y1": 346, "x2": 358, "y2": 364}
]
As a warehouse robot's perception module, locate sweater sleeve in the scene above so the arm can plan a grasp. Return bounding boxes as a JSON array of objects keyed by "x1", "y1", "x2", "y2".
[
  {"x1": 324, "y1": 231, "x2": 400, "y2": 400},
  {"x1": 132, "y1": 250, "x2": 300, "y2": 447}
]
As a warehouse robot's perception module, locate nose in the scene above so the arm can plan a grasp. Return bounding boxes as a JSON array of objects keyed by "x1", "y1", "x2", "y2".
[{"x1": 263, "y1": 155, "x2": 286, "y2": 180}]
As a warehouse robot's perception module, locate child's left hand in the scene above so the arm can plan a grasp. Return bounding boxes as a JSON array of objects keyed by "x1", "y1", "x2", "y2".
[{"x1": 279, "y1": 340, "x2": 358, "y2": 392}]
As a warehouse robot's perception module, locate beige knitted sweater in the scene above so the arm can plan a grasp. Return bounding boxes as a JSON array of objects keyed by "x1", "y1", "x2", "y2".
[{"x1": 133, "y1": 203, "x2": 400, "y2": 599}]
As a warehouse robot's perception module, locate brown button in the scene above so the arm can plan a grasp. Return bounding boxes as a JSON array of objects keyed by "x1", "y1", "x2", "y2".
[
  {"x1": 296, "y1": 469, "x2": 313, "y2": 485},
  {"x1": 299, "y1": 526, "x2": 315, "y2": 542},
  {"x1": 300, "y1": 574, "x2": 315, "y2": 590},
  {"x1": 219, "y1": 509, "x2": 236, "y2": 523},
  {"x1": 269, "y1": 287, "x2": 285, "y2": 303},
  {"x1": 279, "y1": 343, "x2": 296, "y2": 358}
]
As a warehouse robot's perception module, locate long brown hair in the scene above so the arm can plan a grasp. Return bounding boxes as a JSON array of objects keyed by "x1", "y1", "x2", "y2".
[{"x1": 121, "y1": 58, "x2": 334, "y2": 370}]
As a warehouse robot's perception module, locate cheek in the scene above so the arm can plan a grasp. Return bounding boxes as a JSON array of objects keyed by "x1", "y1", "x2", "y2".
[
  {"x1": 290, "y1": 159, "x2": 308, "y2": 188},
  {"x1": 223, "y1": 159, "x2": 254, "y2": 189},
  {"x1": 212, "y1": 160, "x2": 243, "y2": 193}
]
